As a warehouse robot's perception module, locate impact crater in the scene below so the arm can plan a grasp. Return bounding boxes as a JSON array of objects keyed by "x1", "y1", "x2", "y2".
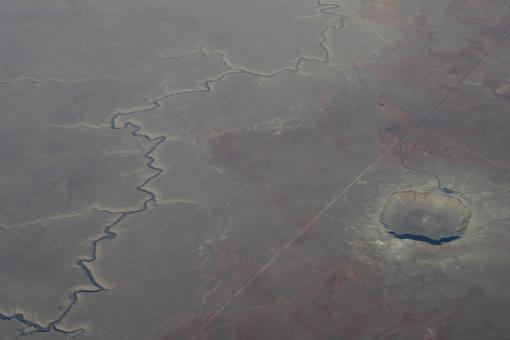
[{"x1": 380, "y1": 190, "x2": 471, "y2": 245}]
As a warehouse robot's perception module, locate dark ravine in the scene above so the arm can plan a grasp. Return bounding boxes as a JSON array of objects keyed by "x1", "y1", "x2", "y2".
[
  {"x1": 1, "y1": 120, "x2": 165, "y2": 338},
  {"x1": 0, "y1": 1, "x2": 348, "y2": 337}
]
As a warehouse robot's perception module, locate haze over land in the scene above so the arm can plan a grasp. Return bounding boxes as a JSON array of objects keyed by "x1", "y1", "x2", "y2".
[{"x1": 1, "y1": 0, "x2": 510, "y2": 339}]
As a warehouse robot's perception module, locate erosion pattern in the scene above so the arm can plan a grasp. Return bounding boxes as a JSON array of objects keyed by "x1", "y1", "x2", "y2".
[{"x1": 1, "y1": 0, "x2": 510, "y2": 339}]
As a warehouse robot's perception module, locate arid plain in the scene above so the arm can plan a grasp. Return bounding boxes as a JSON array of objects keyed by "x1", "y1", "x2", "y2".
[{"x1": 1, "y1": 0, "x2": 510, "y2": 339}]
